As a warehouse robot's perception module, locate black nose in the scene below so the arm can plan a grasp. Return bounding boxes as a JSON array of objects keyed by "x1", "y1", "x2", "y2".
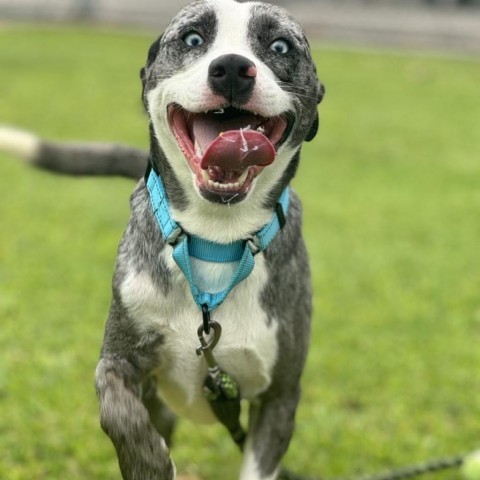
[{"x1": 208, "y1": 54, "x2": 257, "y2": 104}]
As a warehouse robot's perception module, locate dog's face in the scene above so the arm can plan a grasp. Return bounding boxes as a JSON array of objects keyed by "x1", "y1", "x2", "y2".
[{"x1": 141, "y1": 0, "x2": 323, "y2": 205}]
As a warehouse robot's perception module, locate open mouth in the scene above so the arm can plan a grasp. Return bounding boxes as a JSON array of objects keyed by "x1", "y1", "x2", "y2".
[{"x1": 168, "y1": 104, "x2": 290, "y2": 202}]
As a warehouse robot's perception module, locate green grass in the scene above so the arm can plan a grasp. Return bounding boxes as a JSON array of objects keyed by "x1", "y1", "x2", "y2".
[{"x1": 1, "y1": 25, "x2": 479, "y2": 480}]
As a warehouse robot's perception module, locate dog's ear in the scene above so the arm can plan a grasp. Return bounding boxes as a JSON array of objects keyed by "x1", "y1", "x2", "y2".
[
  {"x1": 146, "y1": 34, "x2": 163, "y2": 68},
  {"x1": 140, "y1": 67, "x2": 147, "y2": 89},
  {"x1": 305, "y1": 115, "x2": 319, "y2": 143},
  {"x1": 305, "y1": 81, "x2": 326, "y2": 142},
  {"x1": 140, "y1": 34, "x2": 163, "y2": 107}
]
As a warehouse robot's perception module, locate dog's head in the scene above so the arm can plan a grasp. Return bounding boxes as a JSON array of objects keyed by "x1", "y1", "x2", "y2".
[{"x1": 141, "y1": 0, "x2": 324, "y2": 207}]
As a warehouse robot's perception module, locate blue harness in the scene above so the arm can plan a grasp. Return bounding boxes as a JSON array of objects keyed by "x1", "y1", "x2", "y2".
[
  {"x1": 145, "y1": 162, "x2": 290, "y2": 445},
  {"x1": 145, "y1": 164, "x2": 289, "y2": 313}
]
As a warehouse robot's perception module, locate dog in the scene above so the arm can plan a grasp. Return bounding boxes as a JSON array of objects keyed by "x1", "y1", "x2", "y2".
[{"x1": 0, "y1": 0, "x2": 324, "y2": 478}]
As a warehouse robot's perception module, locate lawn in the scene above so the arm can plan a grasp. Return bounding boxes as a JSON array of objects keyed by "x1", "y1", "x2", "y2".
[{"x1": 0, "y1": 25, "x2": 479, "y2": 480}]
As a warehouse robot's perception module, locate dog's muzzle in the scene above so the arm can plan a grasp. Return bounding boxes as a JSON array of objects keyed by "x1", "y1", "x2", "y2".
[{"x1": 166, "y1": 55, "x2": 295, "y2": 203}]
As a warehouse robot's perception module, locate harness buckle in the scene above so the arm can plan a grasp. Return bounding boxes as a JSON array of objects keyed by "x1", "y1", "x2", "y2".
[
  {"x1": 276, "y1": 202, "x2": 286, "y2": 229},
  {"x1": 166, "y1": 227, "x2": 184, "y2": 246},
  {"x1": 247, "y1": 237, "x2": 261, "y2": 256}
]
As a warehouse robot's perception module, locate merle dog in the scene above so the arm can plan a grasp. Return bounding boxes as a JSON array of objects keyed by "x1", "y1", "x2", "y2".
[{"x1": 0, "y1": 0, "x2": 324, "y2": 478}]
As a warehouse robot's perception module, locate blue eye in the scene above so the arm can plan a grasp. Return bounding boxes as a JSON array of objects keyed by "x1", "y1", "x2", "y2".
[
  {"x1": 270, "y1": 39, "x2": 290, "y2": 54},
  {"x1": 183, "y1": 32, "x2": 205, "y2": 48}
]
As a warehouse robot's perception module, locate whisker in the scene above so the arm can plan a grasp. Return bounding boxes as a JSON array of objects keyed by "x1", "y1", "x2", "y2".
[{"x1": 275, "y1": 81, "x2": 320, "y2": 101}]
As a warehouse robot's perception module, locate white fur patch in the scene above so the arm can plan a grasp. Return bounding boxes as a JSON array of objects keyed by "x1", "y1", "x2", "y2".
[
  {"x1": 120, "y1": 249, "x2": 279, "y2": 425},
  {"x1": 0, "y1": 126, "x2": 40, "y2": 161},
  {"x1": 241, "y1": 440, "x2": 279, "y2": 480}
]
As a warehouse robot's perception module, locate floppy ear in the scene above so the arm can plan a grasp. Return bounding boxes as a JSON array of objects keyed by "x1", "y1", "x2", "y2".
[
  {"x1": 146, "y1": 34, "x2": 163, "y2": 67},
  {"x1": 305, "y1": 81, "x2": 326, "y2": 143},
  {"x1": 140, "y1": 34, "x2": 163, "y2": 107},
  {"x1": 305, "y1": 115, "x2": 319, "y2": 143}
]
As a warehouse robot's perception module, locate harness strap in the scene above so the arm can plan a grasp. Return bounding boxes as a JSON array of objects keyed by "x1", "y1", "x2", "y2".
[
  {"x1": 146, "y1": 161, "x2": 290, "y2": 449},
  {"x1": 146, "y1": 165, "x2": 289, "y2": 311}
]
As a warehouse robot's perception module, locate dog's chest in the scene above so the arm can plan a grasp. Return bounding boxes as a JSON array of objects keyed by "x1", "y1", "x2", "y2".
[{"x1": 120, "y1": 250, "x2": 278, "y2": 423}]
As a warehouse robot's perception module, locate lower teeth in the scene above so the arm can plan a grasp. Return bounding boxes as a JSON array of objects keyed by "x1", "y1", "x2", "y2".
[
  {"x1": 207, "y1": 180, "x2": 240, "y2": 190},
  {"x1": 201, "y1": 168, "x2": 250, "y2": 190}
]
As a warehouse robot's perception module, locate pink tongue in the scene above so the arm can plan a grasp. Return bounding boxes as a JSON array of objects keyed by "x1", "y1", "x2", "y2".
[{"x1": 199, "y1": 130, "x2": 276, "y2": 170}]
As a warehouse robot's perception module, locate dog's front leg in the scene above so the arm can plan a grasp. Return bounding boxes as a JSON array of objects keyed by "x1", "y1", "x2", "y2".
[
  {"x1": 240, "y1": 388, "x2": 300, "y2": 480},
  {"x1": 95, "y1": 357, "x2": 175, "y2": 480}
]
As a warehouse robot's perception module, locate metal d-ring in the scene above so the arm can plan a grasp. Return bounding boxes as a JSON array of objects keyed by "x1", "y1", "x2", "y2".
[{"x1": 202, "y1": 304, "x2": 211, "y2": 334}]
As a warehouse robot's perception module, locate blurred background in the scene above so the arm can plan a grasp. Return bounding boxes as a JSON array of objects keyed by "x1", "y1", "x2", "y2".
[{"x1": 0, "y1": 0, "x2": 480, "y2": 55}]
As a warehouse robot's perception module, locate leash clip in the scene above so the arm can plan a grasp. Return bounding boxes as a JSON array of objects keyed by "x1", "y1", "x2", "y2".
[
  {"x1": 195, "y1": 311, "x2": 247, "y2": 451},
  {"x1": 196, "y1": 320, "x2": 222, "y2": 370}
]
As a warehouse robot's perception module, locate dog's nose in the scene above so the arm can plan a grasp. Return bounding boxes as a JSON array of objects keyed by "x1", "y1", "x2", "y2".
[{"x1": 208, "y1": 54, "x2": 257, "y2": 104}]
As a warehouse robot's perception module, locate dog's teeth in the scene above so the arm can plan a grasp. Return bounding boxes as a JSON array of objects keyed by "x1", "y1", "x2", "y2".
[
  {"x1": 238, "y1": 169, "x2": 249, "y2": 186},
  {"x1": 195, "y1": 139, "x2": 203, "y2": 158},
  {"x1": 214, "y1": 109, "x2": 225, "y2": 115},
  {"x1": 209, "y1": 171, "x2": 249, "y2": 189},
  {"x1": 257, "y1": 126, "x2": 265, "y2": 134},
  {"x1": 204, "y1": 175, "x2": 244, "y2": 191}
]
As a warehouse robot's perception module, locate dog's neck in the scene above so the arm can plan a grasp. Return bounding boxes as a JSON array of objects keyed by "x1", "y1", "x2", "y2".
[
  {"x1": 145, "y1": 163, "x2": 289, "y2": 310},
  {"x1": 150, "y1": 176, "x2": 284, "y2": 245},
  {"x1": 146, "y1": 158, "x2": 289, "y2": 245},
  {"x1": 149, "y1": 137, "x2": 300, "y2": 244}
]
